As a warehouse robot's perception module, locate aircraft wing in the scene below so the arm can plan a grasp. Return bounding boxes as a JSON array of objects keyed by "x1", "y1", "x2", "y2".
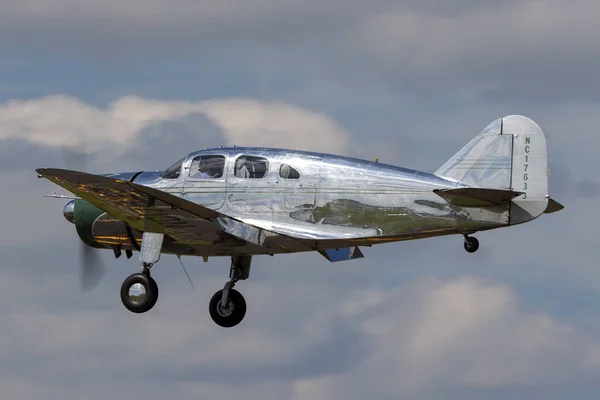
[{"x1": 36, "y1": 168, "x2": 319, "y2": 255}]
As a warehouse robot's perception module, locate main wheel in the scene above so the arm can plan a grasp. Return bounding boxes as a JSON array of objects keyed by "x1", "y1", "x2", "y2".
[
  {"x1": 120, "y1": 273, "x2": 159, "y2": 313},
  {"x1": 464, "y1": 237, "x2": 480, "y2": 253},
  {"x1": 209, "y1": 289, "x2": 246, "y2": 328},
  {"x1": 146, "y1": 276, "x2": 159, "y2": 311}
]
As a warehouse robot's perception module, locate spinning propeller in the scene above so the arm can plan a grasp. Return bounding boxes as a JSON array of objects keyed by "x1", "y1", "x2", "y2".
[
  {"x1": 62, "y1": 143, "x2": 107, "y2": 292},
  {"x1": 79, "y1": 242, "x2": 106, "y2": 292}
]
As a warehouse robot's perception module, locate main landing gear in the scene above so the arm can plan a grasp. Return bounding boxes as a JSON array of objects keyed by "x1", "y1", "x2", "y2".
[
  {"x1": 463, "y1": 234, "x2": 480, "y2": 253},
  {"x1": 120, "y1": 232, "x2": 164, "y2": 314},
  {"x1": 120, "y1": 263, "x2": 159, "y2": 313},
  {"x1": 209, "y1": 256, "x2": 251, "y2": 328},
  {"x1": 119, "y1": 231, "x2": 251, "y2": 327}
]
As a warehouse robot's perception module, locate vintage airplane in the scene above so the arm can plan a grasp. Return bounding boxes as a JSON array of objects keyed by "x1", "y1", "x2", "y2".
[{"x1": 37, "y1": 115, "x2": 563, "y2": 328}]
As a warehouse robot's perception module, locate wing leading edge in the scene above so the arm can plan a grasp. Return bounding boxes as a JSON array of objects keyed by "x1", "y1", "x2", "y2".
[{"x1": 36, "y1": 168, "x2": 318, "y2": 256}]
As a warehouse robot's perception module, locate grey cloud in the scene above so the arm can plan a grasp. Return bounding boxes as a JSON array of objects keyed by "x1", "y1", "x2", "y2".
[
  {"x1": 379, "y1": 54, "x2": 600, "y2": 105},
  {"x1": 0, "y1": 138, "x2": 66, "y2": 172},
  {"x1": 573, "y1": 180, "x2": 600, "y2": 198},
  {"x1": 140, "y1": 322, "x2": 374, "y2": 385},
  {"x1": 5, "y1": 244, "x2": 600, "y2": 400},
  {"x1": 0, "y1": 156, "x2": 598, "y2": 400},
  {"x1": 466, "y1": 54, "x2": 600, "y2": 104},
  {"x1": 0, "y1": 93, "x2": 597, "y2": 400},
  {"x1": 548, "y1": 162, "x2": 600, "y2": 200},
  {"x1": 2, "y1": 0, "x2": 599, "y2": 108},
  {"x1": 110, "y1": 114, "x2": 226, "y2": 172},
  {"x1": 0, "y1": 0, "x2": 526, "y2": 47}
]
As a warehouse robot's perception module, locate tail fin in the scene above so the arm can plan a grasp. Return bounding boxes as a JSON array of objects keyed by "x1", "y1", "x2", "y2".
[{"x1": 435, "y1": 115, "x2": 549, "y2": 225}]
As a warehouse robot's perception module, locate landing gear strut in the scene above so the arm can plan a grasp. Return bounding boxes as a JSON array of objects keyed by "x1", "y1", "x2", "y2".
[
  {"x1": 209, "y1": 256, "x2": 251, "y2": 328},
  {"x1": 463, "y1": 234, "x2": 480, "y2": 253},
  {"x1": 121, "y1": 232, "x2": 164, "y2": 314}
]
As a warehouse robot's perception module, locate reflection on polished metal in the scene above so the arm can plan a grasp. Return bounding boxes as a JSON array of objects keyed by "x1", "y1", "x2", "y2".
[
  {"x1": 63, "y1": 200, "x2": 75, "y2": 224},
  {"x1": 39, "y1": 115, "x2": 563, "y2": 259},
  {"x1": 128, "y1": 283, "x2": 146, "y2": 304}
]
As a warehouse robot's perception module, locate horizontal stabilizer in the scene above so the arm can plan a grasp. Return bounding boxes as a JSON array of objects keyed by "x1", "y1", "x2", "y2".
[
  {"x1": 544, "y1": 198, "x2": 564, "y2": 214},
  {"x1": 433, "y1": 188, "x2": 524, "y2": 207},
  {"x1": 319, "y1": 247, "x2": 364, "y2": 262}
]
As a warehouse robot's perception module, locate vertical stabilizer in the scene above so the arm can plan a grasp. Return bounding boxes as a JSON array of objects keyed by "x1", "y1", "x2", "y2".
[
  {"x1": 434, "y1": 119, "x2": 513, "y2": 190},
  {"x1": 435, "y1": 115, "x2": 548, "y2": 224},
  {"x1": 505, "y1": 115, "x2": 548, "y2": 224}
]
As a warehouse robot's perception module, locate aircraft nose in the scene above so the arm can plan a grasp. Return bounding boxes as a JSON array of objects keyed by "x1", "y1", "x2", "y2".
[{"x1": 63, "y1": 200, "x2": 75, "y2": 224}]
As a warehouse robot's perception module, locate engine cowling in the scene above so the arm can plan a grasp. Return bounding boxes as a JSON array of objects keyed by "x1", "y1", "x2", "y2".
[{"x1": 67, "y1": 199, "x2": 141, "y2": 251}]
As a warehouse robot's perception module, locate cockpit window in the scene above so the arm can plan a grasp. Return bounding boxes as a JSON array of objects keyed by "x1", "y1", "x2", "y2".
[
  {"x1": 279, "y1": 164, "x2": 300, "y2": 179},
  {"x1": 189, "y1": 155, "x2": 225, "y2": 179},
  {"x1": 161, "y1": 157, "x2": 185, "y2": 179},
  {"x1": 234, "y1": 156, "x2": 269, "y2": 179}
]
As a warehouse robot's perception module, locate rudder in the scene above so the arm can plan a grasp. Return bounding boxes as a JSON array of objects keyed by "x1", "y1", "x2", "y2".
[{"x1": 506, "y1": 115, "x2": 548, "y2": 224}]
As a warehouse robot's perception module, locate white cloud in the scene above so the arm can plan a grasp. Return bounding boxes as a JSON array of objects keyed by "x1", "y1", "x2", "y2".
[
  {"x1": 2, "y1": 270, "x2": 600, "y2": 399},
  {"x1": 0, "y1": 95, "x2": 350, "y2": 155},
  {"x1": 292, "y1": 277, "x2": 600, "y2": 398}
]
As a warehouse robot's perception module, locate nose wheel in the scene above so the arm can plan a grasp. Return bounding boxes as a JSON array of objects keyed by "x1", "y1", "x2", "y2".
[
  {"x1": 463, "y1": 235, "x2": 480, "y2": 253},
  {"x1": 120, "y1": 265, "x2": 159, "y2": 313}
]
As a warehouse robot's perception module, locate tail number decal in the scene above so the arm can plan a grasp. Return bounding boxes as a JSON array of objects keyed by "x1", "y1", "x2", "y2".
[{"x1": 522, "y1": 136, "x2": 530, "y2": 199}]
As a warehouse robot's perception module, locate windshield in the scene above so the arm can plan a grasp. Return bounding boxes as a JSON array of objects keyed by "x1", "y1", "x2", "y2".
[{"x1": 161, "y1": 157, "x2": 185, "y2": 179}]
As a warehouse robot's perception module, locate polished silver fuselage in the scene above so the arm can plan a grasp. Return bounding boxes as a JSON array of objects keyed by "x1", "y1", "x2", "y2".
[{"x1": 112, "y1": 147, "x2": 509, "y2": 252}]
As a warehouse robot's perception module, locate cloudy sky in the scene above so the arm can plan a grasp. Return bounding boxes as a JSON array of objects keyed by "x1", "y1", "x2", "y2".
[{"x1": 1, "y1": 0, "x2": 600, "y2": 398}]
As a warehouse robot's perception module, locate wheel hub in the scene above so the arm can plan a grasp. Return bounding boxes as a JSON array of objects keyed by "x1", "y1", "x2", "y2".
[
  {"x1": 217, "y1": 300, "x2": 235, "y2": 317},
  {"x1": 128, "y1": 283, "x2": 147, "y2": 305}
]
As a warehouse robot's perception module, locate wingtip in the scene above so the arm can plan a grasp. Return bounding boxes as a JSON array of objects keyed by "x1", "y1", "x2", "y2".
[
  {"x1": 36, "y1": 168, "x2": 71, "y2": 180},
  {"x1": 36, "y1": 168, "x2": 70, "y2": 176},
  {"x1": 36, "y1": 168, "x2": 59, "y2": 174}
]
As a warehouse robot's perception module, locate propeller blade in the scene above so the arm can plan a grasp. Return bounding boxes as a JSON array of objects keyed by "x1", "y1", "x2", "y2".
[
  {"x1": 80, "y1": 243, "x2": 107, "y2": 292},
  {"x1": 62, "y1": 137, "x2": 106, "y2": 291}
]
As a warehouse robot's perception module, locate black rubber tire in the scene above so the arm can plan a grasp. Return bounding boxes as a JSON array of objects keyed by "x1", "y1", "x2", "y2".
[
  {"x1": 464, "y1": 237, "x2": 480, "y2": 253},
  {"x1": 209, "y1": 289, "x2": 247, "y2": 328},
  {"x1": 145, "y1": 276, "x2": 159, "y2": 312},
  {"x1": 120, "y1": 273, "x2": 158, "y2": 313}
]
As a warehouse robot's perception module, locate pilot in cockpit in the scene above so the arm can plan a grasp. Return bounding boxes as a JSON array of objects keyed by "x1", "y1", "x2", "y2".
[{"x1": 197, "y1": 159, "x2": 213, "y2": 179}]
